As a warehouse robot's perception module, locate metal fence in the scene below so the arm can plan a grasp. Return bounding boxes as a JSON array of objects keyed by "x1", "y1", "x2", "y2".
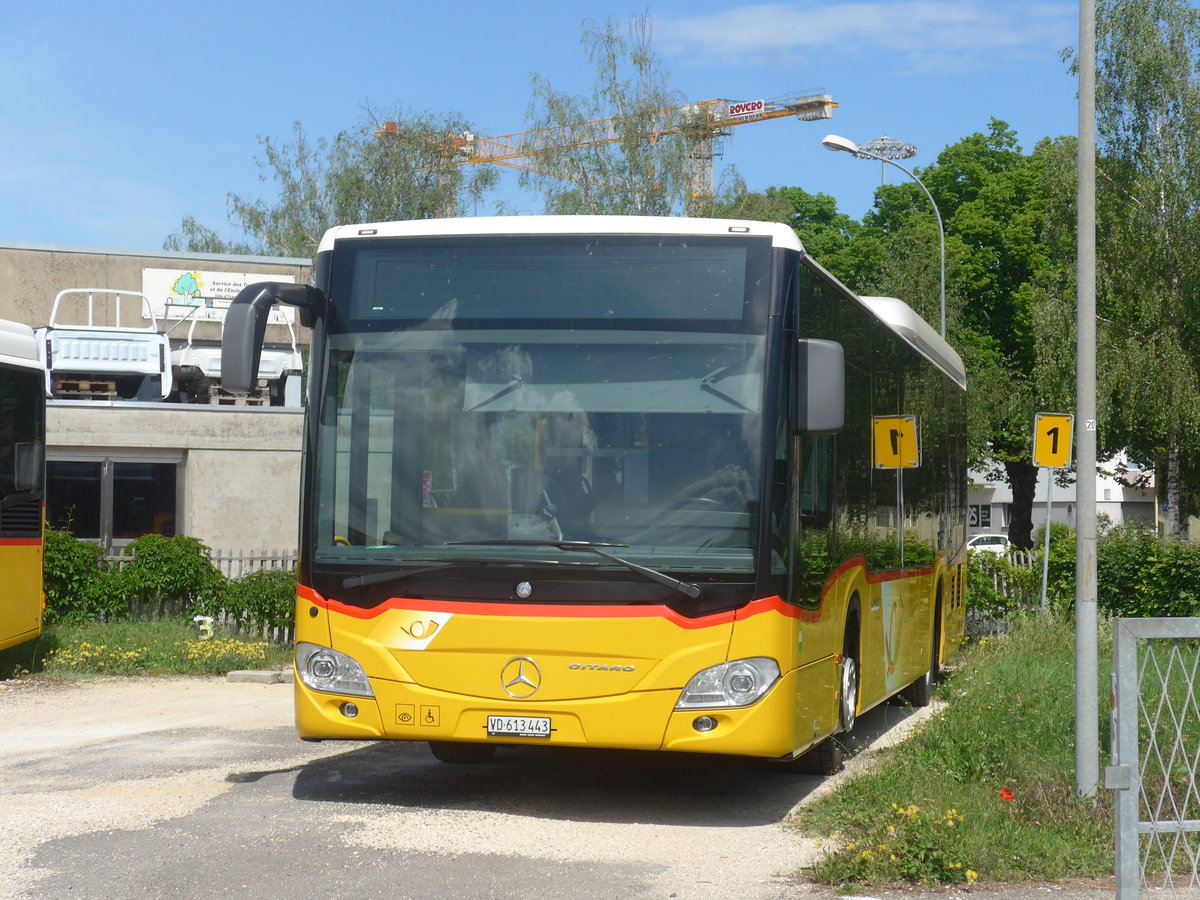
[{"x1": 1109, "y1": 617, "x2": 1200, "y2": 898}]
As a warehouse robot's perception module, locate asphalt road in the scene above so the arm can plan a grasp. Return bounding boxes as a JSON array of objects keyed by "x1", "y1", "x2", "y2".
[{"x1": 0, "y1": 676, "x2": 1113, "y2": 900}]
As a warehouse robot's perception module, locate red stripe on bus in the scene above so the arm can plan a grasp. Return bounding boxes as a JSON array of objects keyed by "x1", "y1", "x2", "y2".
[
  {"x1": 299, "y1": 583, "x2": 743, "y2": 630},
  {"x1": 297, "y1": 555, "x2": 950, "y2": 629},
  {"x1": 0, "y1": 538, "x2": 42, "y2": 547}
]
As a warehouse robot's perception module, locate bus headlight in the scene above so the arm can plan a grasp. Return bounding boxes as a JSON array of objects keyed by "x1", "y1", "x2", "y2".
[
  {"x1": 675, "y1": 658, "x2": 780, "y2": 709},
  {"x1": 296, "y1": 642, "x2": 374, "y2": 698}
]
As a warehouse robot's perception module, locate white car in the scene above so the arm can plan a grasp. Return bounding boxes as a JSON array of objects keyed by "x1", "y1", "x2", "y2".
[{"x1": 967, "y1": 533, "x2": 1011, "y2": 555}]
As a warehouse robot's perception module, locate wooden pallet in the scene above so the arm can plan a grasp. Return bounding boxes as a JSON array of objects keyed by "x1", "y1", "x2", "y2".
[
  {"x1": 211, "y1": 388, "x2": 267, "y2": 407},
  {"x1": 55, "y1": 378, "x2": 116, "y2": 400}
]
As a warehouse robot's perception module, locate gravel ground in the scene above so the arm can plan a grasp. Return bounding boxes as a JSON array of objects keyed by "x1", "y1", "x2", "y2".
[{"x1": 0, "y1": 677, "x2": 1115, "y2": 899}]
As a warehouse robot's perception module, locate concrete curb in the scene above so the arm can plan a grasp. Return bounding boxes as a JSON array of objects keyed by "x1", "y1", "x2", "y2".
[{"x1": 226, "y1": 669, "x2": 293, "y2": 684}]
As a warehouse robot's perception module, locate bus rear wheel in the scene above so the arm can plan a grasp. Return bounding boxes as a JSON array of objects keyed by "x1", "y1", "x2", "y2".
[{"x1": 429, "y1": 741, "x2": 498, "y2": 764}]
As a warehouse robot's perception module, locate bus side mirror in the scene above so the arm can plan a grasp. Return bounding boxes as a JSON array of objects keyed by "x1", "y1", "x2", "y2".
[
  {"x1": 222, "y1": 283, "x2": 324, "y2": 393},
  {"x1": 795, "y1": 338, "x2": 845, "y2": 434}
]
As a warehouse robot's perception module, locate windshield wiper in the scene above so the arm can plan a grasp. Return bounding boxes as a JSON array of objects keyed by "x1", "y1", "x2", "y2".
[
  {"x1": 446, "y1": 540, "x2": 703, "y2": 600},
  {"x1": 342, "y1": 555, "x2": 588, "y2": 590},
  {"x1": 700, "y1": 361, "x2": 754, "y2": 413},
  {"x1": 467, "y1": 373, "x2": 523, "y2": 411}
]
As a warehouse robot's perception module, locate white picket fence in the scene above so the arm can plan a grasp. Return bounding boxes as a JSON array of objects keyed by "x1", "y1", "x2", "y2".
[
  {"x1": 104, "y1": 548, "x2": 297, "y2": 578},
  {"x1": 967, "y1": 549, "x2": 1040, "y2": 636},
  {"x1": 100, "y1": 547, "x2": 298, "y2": 643},
  {"x1": 209, "y1": 548, "x2": 298, "y2": 580}
]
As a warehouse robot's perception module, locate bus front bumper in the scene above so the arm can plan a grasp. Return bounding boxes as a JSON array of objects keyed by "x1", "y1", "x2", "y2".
[{"x1": 293, "y1": 662, "x2": 835, "y2": 760}]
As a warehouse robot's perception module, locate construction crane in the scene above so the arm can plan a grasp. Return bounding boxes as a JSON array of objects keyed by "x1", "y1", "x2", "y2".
[{"x1": 377, "y1": 91, "x2": 837, "y2": 215}]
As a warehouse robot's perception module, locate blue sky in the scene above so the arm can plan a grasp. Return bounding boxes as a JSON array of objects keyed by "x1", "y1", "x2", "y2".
[{"x1": 2, "y1": 1, "x2": 1079, "y2": 253}]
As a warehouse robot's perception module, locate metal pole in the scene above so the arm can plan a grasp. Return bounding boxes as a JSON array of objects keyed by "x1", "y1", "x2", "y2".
[
  {"x1": 1111, "y1": 620, "x2": 1139, "y2": 897},
  {"x1": 1041, "y1": 469, "x2": 1053, "y2": 611},
  {"x1": 1075, "y1": 0, "x2": 1100, "y2": 799}
]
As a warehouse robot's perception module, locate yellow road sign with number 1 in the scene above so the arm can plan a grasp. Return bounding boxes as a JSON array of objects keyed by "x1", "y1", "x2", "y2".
[
  {"x1": 1033, "y1": 413, "x2": 1074, "y2": 468},
  {"x1": 872, "y1": 415, "x2": 920, "y2": 469}
]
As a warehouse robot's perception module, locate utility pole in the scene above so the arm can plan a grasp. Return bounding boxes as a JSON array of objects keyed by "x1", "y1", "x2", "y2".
[{"x1": 1075, "y1": 0, "x2": 1100, "y2": 799}]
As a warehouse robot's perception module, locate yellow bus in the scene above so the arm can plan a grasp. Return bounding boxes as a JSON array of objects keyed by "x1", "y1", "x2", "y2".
[
  {"x1": 223, "y1": 217, "x2": 967, "y2": 772},
  {"x1": 0, "y1": 318, "x2": 46, "y2": 652}
]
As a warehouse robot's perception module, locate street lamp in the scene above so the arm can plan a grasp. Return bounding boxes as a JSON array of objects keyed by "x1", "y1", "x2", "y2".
[{"x1": 821, "y1": 134, "x2": 946, "y2": 339}]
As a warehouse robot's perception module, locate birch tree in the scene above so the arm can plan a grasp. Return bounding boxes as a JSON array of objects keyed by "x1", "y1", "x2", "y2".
[
  {"x1": 1090, "y1": 0, "x2": 1200, "y2": 535},
  {"x1": 521, "y1": 14, "x2": 697, "y2": 216},
  {"x1": 165, "y1": 109, "x2": 497, "y2": 258}
]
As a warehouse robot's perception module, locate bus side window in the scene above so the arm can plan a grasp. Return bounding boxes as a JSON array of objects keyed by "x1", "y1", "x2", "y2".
[{"x1": 799, "y1": 435, "x2": 834, "y2": 529}]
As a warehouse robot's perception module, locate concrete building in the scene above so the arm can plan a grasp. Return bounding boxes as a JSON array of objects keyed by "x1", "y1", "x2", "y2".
[
  {"x1": 0, "y1": 242, "x2": 310, "y2": 553},
  {"x1": 968, "y1": 455, "x2": 1157, "y2": 537}
]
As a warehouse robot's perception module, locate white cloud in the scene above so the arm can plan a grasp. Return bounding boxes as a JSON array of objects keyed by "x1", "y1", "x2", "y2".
[{"x1": 655, "y1": 2, "x2": 1074, "y2": 73}]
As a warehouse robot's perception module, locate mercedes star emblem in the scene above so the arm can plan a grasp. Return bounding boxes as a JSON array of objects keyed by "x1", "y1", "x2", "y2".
[{"x1": 500, "y1": 656, "x2": 542, "y2": 699}]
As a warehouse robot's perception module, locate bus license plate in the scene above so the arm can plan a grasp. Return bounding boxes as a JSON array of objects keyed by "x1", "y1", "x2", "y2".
[{"x1": 487, "y1": 715, "x2": 551, "y2": 738}]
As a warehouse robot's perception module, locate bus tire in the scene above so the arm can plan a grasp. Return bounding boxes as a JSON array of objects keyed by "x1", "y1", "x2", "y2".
[
  {"x1": 793, "y1": 736, "x2": 844, "y2": 776},
  {"x1": 839, "y1": 636, "x2": 859, "y2": 734},
  {"x1": 429, "y1": 741, "x2": 498, "y2": 764}
]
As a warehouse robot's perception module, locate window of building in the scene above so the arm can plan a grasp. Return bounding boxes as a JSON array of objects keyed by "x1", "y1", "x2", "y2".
[{"x1": 47, "y1": 452, "x2": 183, "y2": 550}]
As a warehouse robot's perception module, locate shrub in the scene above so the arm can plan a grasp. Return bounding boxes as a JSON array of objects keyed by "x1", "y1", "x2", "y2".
[
  {"x1": 42, "y1": 530, "x2": 298, "y2": 636},
  {"x1": 43, "y1": 524, "x2": 119, "y2": 624},
  {"x1": 1095, "y1": 525, "x2": 1200, "y2": 618},
  {"x1": 967, "y1": 551, "x2": 1037, "y2": 615},
  {"x1": 221, "y1": 568, "x2": 297, "y2": 635},
  {"x1": 112, "y1": 534, "x2": 226, "y2": 619},
  {"x1": 993, "y1": 523, "x2": 1200, "y2": 618},
  {"x1": 1032, "y1": 522, "x2": 1077, "y2": 611}
]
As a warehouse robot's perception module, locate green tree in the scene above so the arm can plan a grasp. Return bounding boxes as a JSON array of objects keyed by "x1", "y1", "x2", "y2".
[
  {"x1": 947, "y1": 133, "x2": 1079, "y2": 548},
  {"x1": 165, "y1": 109, "x2": 499, "y2": 258},
  {"x1": 722, "y1": 124, "x2": 1079, "y2": 547},
  {"x1": 520, "y1": 14, "x2": 697, "y2": 216},
  {"x1": 836, "y1": 123, "x2": 1077, "y2": 547},
  {"x1": 711, "y1": 185, "x2": 878, "y2": 286},
  {"x1": 1089, "y1": 0, "x2": 1200, "y2": 534}
]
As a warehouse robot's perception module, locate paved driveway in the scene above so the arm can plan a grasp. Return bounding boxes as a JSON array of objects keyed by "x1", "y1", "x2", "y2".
[{"x1": 0, "y1": 675, "x2": 938, "y2": 900}]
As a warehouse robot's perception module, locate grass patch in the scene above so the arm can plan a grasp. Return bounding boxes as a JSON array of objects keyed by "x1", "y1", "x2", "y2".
[
  {"x1": 796, "y1": 614, "x2": 1113, "y2": 887},
  {"x1": 0, "y1": 621, "x2": 292, "y2": 679}
]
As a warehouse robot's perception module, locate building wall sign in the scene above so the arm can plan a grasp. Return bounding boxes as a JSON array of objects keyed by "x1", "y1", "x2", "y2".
[
  {"x1": 142, "y1": 269, "x2": 296, "y2": 324},
  {"x1": 969, "y1": 504, "x2": 992, "y2": 528}
]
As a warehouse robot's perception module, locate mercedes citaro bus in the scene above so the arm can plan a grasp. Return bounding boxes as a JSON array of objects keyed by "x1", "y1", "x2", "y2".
[
  {"x1": 222, "y1": 216, "x2": 967, "y2": 772},
  {"x1": 0, "y1": 318, "x2": 45, "y2": 652}
]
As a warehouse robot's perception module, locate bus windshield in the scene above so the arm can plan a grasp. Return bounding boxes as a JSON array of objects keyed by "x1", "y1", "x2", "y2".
[
  {"x1": 315, "y1": 329, "x2": 764, "y2": 574},
  {"x1": 311, "y1": 234, "x2": 778, "y2": 577}
]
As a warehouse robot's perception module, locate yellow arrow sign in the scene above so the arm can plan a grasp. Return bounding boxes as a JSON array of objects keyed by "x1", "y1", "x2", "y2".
[
  {"x1": 872, "y1": 415, "x2": 920, "y2": 469},
  {"x1": 1033, "y1": 413, "x2": 1074, "y2": 468}
]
